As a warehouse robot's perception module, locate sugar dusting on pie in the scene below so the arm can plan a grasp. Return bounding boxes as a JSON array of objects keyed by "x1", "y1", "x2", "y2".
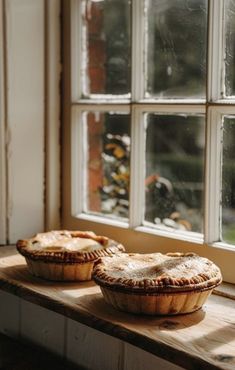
[
  {"x1": 29, "y1": 231, "x2": 103, "y2": 253},
  {"x1": 96, "y1": 252, "x2": 220, "y2": 283}
]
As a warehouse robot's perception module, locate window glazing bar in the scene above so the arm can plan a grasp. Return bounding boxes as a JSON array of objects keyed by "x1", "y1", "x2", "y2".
[
  {"x1": 207, "y1": 0, "x2": 224, "y2": 102},
  {"x1": 129, "y1": 106, "x2": 146, "y2": 228},
  {"x1": 132, "y1": 0, "x2": 145, "y2": 102},
  {"x1": 204, "y1": 107, "x2": 222, "y2": 244}
]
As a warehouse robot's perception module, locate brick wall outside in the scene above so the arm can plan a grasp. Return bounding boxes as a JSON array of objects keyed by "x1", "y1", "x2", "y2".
[{"x1": 87, "y1": 2, "x2": 106, "y2": 94}]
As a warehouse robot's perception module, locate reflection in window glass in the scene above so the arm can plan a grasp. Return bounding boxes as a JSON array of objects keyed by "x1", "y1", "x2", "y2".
[
  {"x1": 225, "y1": 0, "x2": 235, "y2": 97},
  {"x1": 145, "y1": 0, "x2": 207, "y2": 98},
  {"x1": 222, "y1": 117, "x2": 235, "y2": 243},
  {"x1": 144, "y1": 114, "x2": 205, "y2": 233},
  {"x1": 81, "y1": 0, "x2": 131, "y2": 96},
  {"x1": 84, "y1": 112, "x2": 130, "y2": 220}
]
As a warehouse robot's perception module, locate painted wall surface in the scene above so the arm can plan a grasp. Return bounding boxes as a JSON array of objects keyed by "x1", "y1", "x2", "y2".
[
  {"x1": 0, "y1": 0, "x2": 60, "y2": 244},
  {"x1": 0, "y1": 290, "x2": 185, "y2": 370}
]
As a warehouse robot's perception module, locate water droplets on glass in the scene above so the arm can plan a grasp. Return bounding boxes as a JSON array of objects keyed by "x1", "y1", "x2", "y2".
[
  {"x1": 145, "y1": 0, "x2": 208, "y2": 99},
  {"x1": 83, "y1": 111, "x2": 131, "y2": 221},
  {"x1": 144, "y1": 114, "x2": 205, "y2": 233}
]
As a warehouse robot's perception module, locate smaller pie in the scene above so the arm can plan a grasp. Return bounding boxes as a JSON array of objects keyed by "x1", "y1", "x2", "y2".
[
  {"x1": 16, "y1": 230, "x2": 125, "y2": 281},
  {"x1": 93, "y1": 252, "x2": 222, "y2": 315}
]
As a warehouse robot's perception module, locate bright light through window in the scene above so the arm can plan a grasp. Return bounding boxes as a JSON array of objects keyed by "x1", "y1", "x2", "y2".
[{"x1": 69, "y1": 0, "x2": 235, "y2": 252}]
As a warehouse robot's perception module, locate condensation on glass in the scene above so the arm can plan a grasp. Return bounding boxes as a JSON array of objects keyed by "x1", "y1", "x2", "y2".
[
  {"x1": 145, "y1": 0, "x2": 208, "y2": 99},
  {"x1": 80, "y1": 0, "x2": 131, "y2": 97},
  {"x1": 83, "y1": 111, "x2": 130, "y2": 220},
  {"x1": 144, "y1": 114, "x2": 205, "y2": 233},
  {"x1": 222, "y1": 116, "x2": 235, "y2": 243},
  {"x1": 225, "y1": 0, "x2": 235, "y2": 97}
]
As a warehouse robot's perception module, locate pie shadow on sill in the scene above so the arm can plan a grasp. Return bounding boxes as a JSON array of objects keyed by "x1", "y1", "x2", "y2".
[
  {"x1": 1, "y1": 263, "x2": 206, "y2": 328},
  {"x1": 0, "y1": 263, "x2": 97, "y2": 290},
  {"x1": 60, "y1": 290, "x2": 207, "y2": 329}
]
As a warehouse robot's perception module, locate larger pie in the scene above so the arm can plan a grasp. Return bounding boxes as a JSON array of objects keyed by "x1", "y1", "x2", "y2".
[
  {"x1": 93, "y1": 252, "x2": 222, "y2": 315},
  {"x1": 16, "y1": 230, "x2": 125, "y2": 281}
]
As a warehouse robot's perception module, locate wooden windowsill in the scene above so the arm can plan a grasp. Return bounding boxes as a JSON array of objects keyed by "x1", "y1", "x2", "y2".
[
  {"x1": 213, "y1": 282, "x2": 235, "y2": 300},
  {"x1": 0, "y1": 245, "x2": 234, "y2": 370}
]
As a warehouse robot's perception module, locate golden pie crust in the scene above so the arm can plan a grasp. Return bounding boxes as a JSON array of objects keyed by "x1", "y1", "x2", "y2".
[
  {"x1": 16, "y1": 230, "x2": 125, "y2": 281},
  {"x1": 93, "y1": 252, "x2": 222, "y2": 315}
]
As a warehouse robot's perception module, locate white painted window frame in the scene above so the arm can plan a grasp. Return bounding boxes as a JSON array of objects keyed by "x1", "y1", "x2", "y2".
[
  {"x1": 205, "y1": 106, "x2": 235, "y2": 249},
  {"x1": 67, "y1": 0, "x2": 235, "y2": 284},
  {"x1": 129, "y1": 104, "x2": 206, "y2": 234},
  {"x1": 207, "y1": 0, "x2": 224, "y2": 102}
]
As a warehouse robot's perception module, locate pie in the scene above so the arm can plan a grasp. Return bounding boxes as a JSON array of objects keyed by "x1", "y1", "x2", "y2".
[
  {"x1": 16, "y1": 230, "x2": 125, "y2": 281},
  {"x1": 93, "y1": 252, "x2": 222, "y2": 315}
]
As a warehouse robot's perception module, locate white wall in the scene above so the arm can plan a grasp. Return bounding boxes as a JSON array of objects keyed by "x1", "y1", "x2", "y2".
[
  {"x1": 0, "y1": 0, "x2": 61, "y2": 244},
  {"x1": 0, "y1": 290, "x2": 184, "y2": 370}
]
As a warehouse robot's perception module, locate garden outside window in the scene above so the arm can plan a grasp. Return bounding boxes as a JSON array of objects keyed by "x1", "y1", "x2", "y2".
[{"x1": 62, "y1": 0, "x2": 235, "y2": 284}]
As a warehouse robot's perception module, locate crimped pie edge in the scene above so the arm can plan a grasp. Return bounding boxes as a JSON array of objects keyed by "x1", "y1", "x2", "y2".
[
  {"x1": 92, "y1": 252, "x2": 222, "y2": 294},
  {"x1": 16, "y1": 230, "x2": 125, "y2": 264}
]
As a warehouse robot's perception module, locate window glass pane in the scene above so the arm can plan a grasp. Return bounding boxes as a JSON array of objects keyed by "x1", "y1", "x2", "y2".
[
  {"x1": 144, "y1": 114, "x2": 205, "y2": 233},
  {"x1": 83, "y1": 111, "x2": 130, "y2": 220},
  {"x1": 225, "y1": 0, "x2": 235, "y2": 97},
  {"x1": 222, "y1": 116, "x2": 235, "y2": 243},
  {"x1": 81, "y1": 0, "x2": 131, "y2": 97},
  {"x1": 145, "y1": 0, "x2": 207, "y2": 99}
]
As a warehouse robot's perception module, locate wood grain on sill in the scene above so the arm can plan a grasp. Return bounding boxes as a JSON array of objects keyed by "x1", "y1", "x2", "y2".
[
  {"x1": 0, "y1": 246, "x2": 234, "y2": 370},
  {"x1": 213, "y1": 282, "x2": 235, "y2": 300}
]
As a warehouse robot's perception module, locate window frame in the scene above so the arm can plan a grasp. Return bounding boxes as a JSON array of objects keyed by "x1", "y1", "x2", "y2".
[{"x1": 62, "y1": 0, "x2": 235, "y2": 284}]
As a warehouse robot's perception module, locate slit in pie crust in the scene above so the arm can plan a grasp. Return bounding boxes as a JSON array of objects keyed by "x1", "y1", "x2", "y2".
[
  {"x1": 92, "y1": 252, "x2": 222, "y2": 315},
  {"x1": 16, "y1": 230, "x2": 125, "y2": 281}
]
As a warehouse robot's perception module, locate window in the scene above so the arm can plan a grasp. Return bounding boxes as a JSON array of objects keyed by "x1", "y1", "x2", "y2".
[{"x1": 63, "y1": 0, "x2": 235, "y2": 284}]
